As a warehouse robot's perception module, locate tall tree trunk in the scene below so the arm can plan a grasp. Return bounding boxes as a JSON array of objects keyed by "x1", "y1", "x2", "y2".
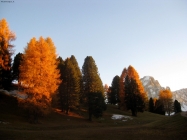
[{"x1": 131, "y1": 108, "x2": 137, "y2": 117}]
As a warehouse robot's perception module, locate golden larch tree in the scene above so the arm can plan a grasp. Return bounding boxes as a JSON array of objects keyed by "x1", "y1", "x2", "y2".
[
  {"x1": 19, "y1": 37, "x2": 60, "y2": 123},
  {"x1": 124, "y1": 65, "x2": 148, "y2": 116},
  {"x1": 127, "y1": 65, "x2": 148, "y2": 103},
  {"x1": 0, "y1": 18, "x2": 15, "y2": 51},
  {"x1": 119, "y1": 67, "x2": 127, "y2": 109},
  {"x1": 0, "y1": 18, "x2": 16, "y2": 89},
  {"x1": 159, "y1": 89, "x2": 173, "y2": 116}
]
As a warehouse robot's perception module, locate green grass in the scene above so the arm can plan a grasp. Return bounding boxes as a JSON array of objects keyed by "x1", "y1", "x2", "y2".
[{"x1": 0, "y1": 95, "x2": 187, "y2": 140}]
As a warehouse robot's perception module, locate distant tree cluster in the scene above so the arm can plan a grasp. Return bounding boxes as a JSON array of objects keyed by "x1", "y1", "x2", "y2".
[
  {"x1": 148, "y1": 89, "x2": 181, "y2": 116},
  {"x1": 107, "y1": 65, "x2": 148, "y2": 116},
  {"x1": 148, "y1": 97, "x2": 165, "y2": 115}
]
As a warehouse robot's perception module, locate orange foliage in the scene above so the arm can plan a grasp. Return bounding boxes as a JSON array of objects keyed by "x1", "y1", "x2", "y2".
[
  {"x1": 127, "y1": 65, "x2": 148, "y2": 101},
  {"x1": 0, "y1": 18, "x2": 16, "y2": 49},
  {"x1": 153, "y1": 98, "x2": 157, "y2": 106},
  {"x1": 159, "y1": 89, "x2": 172, "y2": 100},
  {"x1": 119, "y1": 68, "x2": 127, "y2": 109},
  {"x1": 19, "y1": 37, "x2": 61, "y2": 121},
  {"x1": 0, "y1": 18, "x2": 16, "y2": 70},
  {"x1": 159, "y1": 89, "x2": 173, "y2": 116}
]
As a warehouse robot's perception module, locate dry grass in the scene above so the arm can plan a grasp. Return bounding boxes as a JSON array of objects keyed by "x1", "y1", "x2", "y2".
[{"x1": 0, "y1": 95, "x2": 187, "y2": 140}]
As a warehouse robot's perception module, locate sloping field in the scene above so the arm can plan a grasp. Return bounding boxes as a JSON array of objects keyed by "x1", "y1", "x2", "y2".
[{"x1": 0, "y1": 94, "x2": 187, "y2": 140}]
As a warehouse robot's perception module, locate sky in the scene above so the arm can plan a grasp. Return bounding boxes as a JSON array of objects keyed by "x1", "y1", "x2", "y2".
[{"x1": 0, "y1": 0, "x2": 187, "y2": 91}]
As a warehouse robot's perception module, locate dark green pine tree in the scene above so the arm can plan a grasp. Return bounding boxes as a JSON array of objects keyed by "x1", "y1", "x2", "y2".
[
  {"x1": 59, "y1": 58, "x2": 80, "y2": 114},
  {"x1": 12, "y1": 52, "x2": 23, "y2": 82},
  {"x1": 154, "y1": 99, "x2": 165, "y2": 115},
  {"x1": 124, "y1": 65, "x2": 147, "y2": 116},
  {"x1": 109, "y1": 75, "x2": 120, "y2": 105},
  {"x1": 82, "y1": 56, "x2": 106, "y2": 121},
  {"x1": 70, "y1": 55, "x2": 83, "y2": 104},
  {"x1": 56, "y1": 56, "x2": 65, "y2": 109},
  {"x1": 124, "y1": 75, "x2": 145, "y2": 116},
  {"x1": 174, "y1": 100, "x2": 181, "y2": 114},
  {"x1": 149, "y1": 97, "x2": 154, "y2": 113}
]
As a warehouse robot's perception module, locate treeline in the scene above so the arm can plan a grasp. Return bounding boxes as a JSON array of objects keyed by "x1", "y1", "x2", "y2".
[
  {"x1": 106, "y1": 70, "x2": 181, "y2": 116},
  {"x1": 148, "y1": 89, "x2": 181, "y2": 116},
  {"x1": 106, "y1": 66, "x2": 148, "y2": 116},
  {"x1": 0, "y1": 18, "x2": 182, "y2": 123},
  {"x1": 0, "y1": 19, "x2": 106, "y2": 122}
]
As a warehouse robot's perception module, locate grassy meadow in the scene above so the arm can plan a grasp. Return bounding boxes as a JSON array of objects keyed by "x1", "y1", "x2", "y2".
[{"x1": 0, "y1": 94, "x2": 187, "y2": 140}]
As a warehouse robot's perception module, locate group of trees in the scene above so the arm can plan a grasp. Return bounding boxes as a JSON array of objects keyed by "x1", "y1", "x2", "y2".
[
  {"x1": 57, "y1": 55, "x2": 106, "y2": 121},
  {"x1": 148, "y1": 89, "x2": 181, "y2": 116},
  {"x1": 107, "y1": 66, "x2": 182, "y2": 117},
  {"x1": 1, "y1": 18, "x2": 183, "y2": 123},
  {"x1": 107, "y1": 66, "x2": 148, "y2": 116},
  {"x1": 0, "y1": 18, "x2": 106, "y2": 122},
  {"x1": 57, "y1": 56, "x2": 81, "y2": 115},
  {"x1": 0, "y1": 18, "x2": 15, "y2": 90}
]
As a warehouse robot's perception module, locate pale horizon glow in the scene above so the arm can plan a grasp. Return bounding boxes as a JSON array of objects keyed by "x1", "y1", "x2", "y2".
[{"x1": 1, "y1": 0, "x2": 187, "y2": 91}]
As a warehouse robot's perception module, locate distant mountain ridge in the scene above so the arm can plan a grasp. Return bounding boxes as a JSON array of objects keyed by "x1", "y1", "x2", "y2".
[
  {"x1": 140, "y1": 76, "x2": 164, "y2": 99},
  {"x1": 140, "y1": 76, "x2": 187, "y2": 111},
  {"x1": 173, "y1": 88, "x2": 187, "y2": 106}
]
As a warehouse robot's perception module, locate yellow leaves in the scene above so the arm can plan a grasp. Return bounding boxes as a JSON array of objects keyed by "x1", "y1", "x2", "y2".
[
  {"x1": 19, "y1": 36, "x2": 61, "y2": 119},
  {"x1": 127, "y1": 65, "x2": 140, "y2": 80},
  {"x1": 159, "y1": 89, "x2": 173, "y2": 116},
  {"x1": 127, "y1": 65, "x2": 148, "y2": 100},
  {"x1": 0, "y1": 18, "x2": 16, "y2": 44},
  {"x1": 19, "y1": 36, "x2": 61, "y2": 102},
  {"x1": 159, "y1": 89, "x2": 173, "y2": 100}
]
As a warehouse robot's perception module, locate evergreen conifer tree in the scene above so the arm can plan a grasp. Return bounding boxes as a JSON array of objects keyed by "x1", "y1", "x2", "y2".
[
  {"x1": 82, "y1": 56, "x2": 106, "y2": 121},
  {"x1": 12, "y1": 52, "x2": 23, "y2": 82},
  {"x1": 58, "y1": 58, "x2": 80, "y2": 114},
  {"x1": 56, "y1": 56, "x2": 65, "y2": 109},
  {"x1": 154, "y1": 99, "x2": 165, "y2": 115},
  {"x1": 109, "y1": 75, "x2": 120, "y2": 105},
  {"x1": 124, "y1": 65, "x2": 148, "y2": 116},
  {"x1": 70, "y1": 55, "x2": 83, "y2": 104},
  {"x1": 149, "y1": 97, "x2": 154, "y2": 113},
  {"x1": 119, "y1": 68, "x2": 127, "y2": 109},
  {"x1": 174, "y1": 100, "x2": 181, "y2": 114}
]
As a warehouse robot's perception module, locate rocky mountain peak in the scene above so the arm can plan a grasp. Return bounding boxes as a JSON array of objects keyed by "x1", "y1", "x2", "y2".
[
  {"x1": 141, "y1": 76, "x2": 163, "y2": 99},
  {"x1": 140, "y1": 76, "x2": 187, "y2": 111}
]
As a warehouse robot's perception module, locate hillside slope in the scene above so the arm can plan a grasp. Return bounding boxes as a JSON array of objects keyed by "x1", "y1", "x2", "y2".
[{"x1": 0, "y1": 95, "x2": 187, "y2": 140}]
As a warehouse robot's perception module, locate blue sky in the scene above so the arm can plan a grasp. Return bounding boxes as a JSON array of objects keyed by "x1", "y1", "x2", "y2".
[{"x1": 1, "y1": 0, "x2": 187, "y2": 91}]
